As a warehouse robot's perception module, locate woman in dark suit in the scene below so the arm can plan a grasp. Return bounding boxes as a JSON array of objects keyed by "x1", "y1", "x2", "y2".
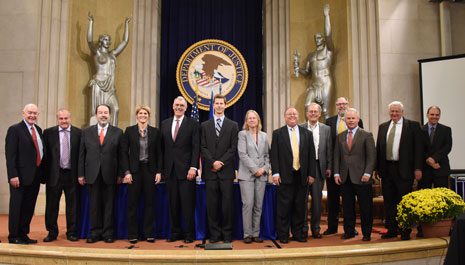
[
  {"x1": 237, "y1": 110, "x2": 270, "y2": 243},
  {"x1": 121, "y1": 105, "x2": 162, "y2": 244}
]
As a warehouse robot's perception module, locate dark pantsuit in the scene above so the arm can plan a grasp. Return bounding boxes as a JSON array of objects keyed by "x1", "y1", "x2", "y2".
[
  {"x1": 8, "y1": 174, "x2": 40, "y2": 241},
  {"x1": 88, "y1": 172, "x2": 115, "y2": 239},
  {"x1": 381, "y1": 162, "x2": 413, "y2": 233},
  {"x1": 127, "y1": 163, "x2": 155, "y2": 239},
  {"x1": 276, "y1": 170, "x2": 308, "y2": 240},
  {"x1": 341, "y1": 176, "x2": 373, "y2": 237},
  {"x1": 45, "y1": 169, "x2": 77, "y2": 237},
  {"x1": 205, "y1": 178, "x2": 234, "y2": 241},
  {"x1": 166, "y1": 169, "x2": 196, "y2": 240}
]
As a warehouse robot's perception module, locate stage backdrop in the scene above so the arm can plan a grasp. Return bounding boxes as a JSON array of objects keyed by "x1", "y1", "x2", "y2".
[{"x1": 160, "y1": 0, "x2": 263, "y2": 127}]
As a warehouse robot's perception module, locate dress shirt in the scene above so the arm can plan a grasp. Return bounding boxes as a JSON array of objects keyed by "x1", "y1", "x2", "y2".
[
  {"x1": 307, "y1": 122, "x2": 319, "y2": 160},
  {"x1": 214, "y1": 115, "x2": 225, "y2": 128},
  {"x1": 59, "y1": 126, "x2": 71, "y2": 168},
  {"x1": 24, "y1": 120, "x2": 44, "y2": 160},
  {"x1": 171, "y1": 115, "x2": 185, "y2": 138},
  {"x1": 287, "y1": 125, "x2": 300, "y2": 145},
  {"x1": 386, "y1": 117, "x2": 403, "y2": 161},
  {"x1": 138, "y1": 127, "x2": 148, "y2": 162},
  {"x1": 97, "y1": 123, "x2": 109, "y2": 137}
]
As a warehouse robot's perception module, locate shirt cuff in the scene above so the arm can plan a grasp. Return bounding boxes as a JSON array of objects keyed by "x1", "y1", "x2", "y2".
[
  {"x1": 189, "y1": 167, "x2": 197, "y2": 171},
  {"x1": 363, "y1": 173, "x2": 371, "y2": 177}
]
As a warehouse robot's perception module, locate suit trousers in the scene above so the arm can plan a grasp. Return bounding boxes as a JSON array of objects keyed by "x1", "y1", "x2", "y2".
[
  {"x1": 341, "y1": 176, "x2": 373, "y2": 237},
  {"x1": 8, "y1": 171, "x2": 40, "y2": 240},
  {"x1": 166, "y1": 169, "x2": 196, "y2": 240},
  {"x1": 127, "y1": 163, "x2": 155, "y2": 240},
  {"x1": 304, "y1": 162, "x2": 323, "y2": 234},
  {"x1": 325, "y1": 173, "x2": 341, "y2": 232},
  {"x1": 381, "y1": 161, "x2": 413, "y2": 233},
  {"x1": 87, "y1": 171, "x2": 115, "y2": 239},
  {"x1": 276, "y1": 170, "x2": 307, "y2": 240},
  {"x1": 45, "y1": 169, "x2": 78, "y2": 237},
  {"x1": 239, "y1": 178, "x2": 266, "y2": 238},
  {"x1": 419, "y1": 168, "x2": 449, "y2": 189},
  {"x1": 205, "y1": 178, "x2": 234, "y2": 241}
]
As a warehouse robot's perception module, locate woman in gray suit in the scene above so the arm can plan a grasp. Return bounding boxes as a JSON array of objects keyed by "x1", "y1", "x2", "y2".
[{"x1": 237, "y1": 110, "x2": 270, "y2": 243}]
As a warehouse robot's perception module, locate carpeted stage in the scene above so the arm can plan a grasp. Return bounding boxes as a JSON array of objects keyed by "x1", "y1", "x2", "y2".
[{"x1": 0, "y1": 215, "x2": 449, "y2": 264}]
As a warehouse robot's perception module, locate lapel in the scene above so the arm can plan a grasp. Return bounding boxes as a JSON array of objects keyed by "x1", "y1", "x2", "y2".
[
  {"x1": 341, "y1": 130, "x2": 350, "y2": 152},
  {"x1": 422, "y1": 123, "x2": 431, "y2": 147},
  {"x1": 20, "y1": 121, "x2": 36, "y2": 147},
  {"x1": 175, "y1": 117, "x2": 189, "y2": 143},
  {"x1": 165, "y1": 117, "x2": 174, "y2": 144},
  {"x1": 298, "y1": 126, "x2": 305, "y2": 155},
  {"x1": 218, "y1": 117, "x2": 227, "y2": 139},
  {"x1": 54, "y1": 126, "x2": 61, "y2": 155},
  {"x1": 246, "y1": 131, "x2": 259, "y2": 152},
  {"x1": 282, "y1": 126, "x2": 293, "y2": 155},
  {"x1": 350, "y1": 129, "x2": 361, "y2": 152},
  {"x1": 399, "y1": 119, "x2": 408, "y2": 146}
]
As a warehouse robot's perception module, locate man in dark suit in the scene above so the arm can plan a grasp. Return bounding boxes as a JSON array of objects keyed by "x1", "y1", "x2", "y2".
[
  {"x1": 324, "y1": 97, "x2": 363, "y2": 235},
  {"x1": 376, "y1": 101, "x2": 423, "y2": 240},
  {"x1": 300, "y1": 103, "x2": 332, "y2": 239},
  {"x1": 420, "y1": 106, "x2": 452, "y2": 189},
  {"x1": 271, "y1": 107, "x2": 316, "y2": 243},
  {"x1": 333, "y1": 108, "x2": 376, "y2": 241},
  {"x1": 161, "y1": 96, "x2": 200, "y2": 244},
  {"x1": 43, "y1": 109, "x2": 81, "y2": 242},
  {"x1": 5, "y1": 103, "x2": 45, "y2": 244},
  {"x1": 200, "y1": 94, "x2": 238, "y2": 243},
  {"x1": 78, "y1": 104, "x2": 123, "y2": 243}
]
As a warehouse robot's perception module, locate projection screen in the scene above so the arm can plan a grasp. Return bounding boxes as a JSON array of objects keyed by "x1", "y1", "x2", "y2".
[{"x1": 419, "y1": 54, "x2": 465, "y2": 171}]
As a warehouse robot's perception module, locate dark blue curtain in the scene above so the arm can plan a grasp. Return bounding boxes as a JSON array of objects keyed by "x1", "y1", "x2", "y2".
[{"x1": 159, "y1": 0, "x2": 263, "y2": 127}]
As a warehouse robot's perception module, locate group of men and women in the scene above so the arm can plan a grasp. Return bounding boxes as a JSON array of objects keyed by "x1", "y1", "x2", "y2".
[{"x1": 5, "y1": 95, "x2": 451, "y2": 245}]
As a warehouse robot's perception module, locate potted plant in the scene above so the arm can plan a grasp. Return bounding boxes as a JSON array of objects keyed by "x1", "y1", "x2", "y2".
[{"x1": 397, "y1": 187, "x2": 465, "y2": 237}]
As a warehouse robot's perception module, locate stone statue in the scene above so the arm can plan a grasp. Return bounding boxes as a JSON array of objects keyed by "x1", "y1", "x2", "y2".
[
  {"x1": 293, "y1": 4, "x2": 333, "y2": 119},
  {"x1": 87, "y1": 12, "x2": 130, "y2": 126}
]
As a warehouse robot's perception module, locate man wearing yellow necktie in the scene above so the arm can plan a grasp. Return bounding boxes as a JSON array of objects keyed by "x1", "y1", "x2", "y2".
[{"x1": 271, "y1": 107, "x2": 317, "y2": 244}]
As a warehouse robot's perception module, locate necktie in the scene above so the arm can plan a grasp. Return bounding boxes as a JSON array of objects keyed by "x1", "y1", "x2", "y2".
[
  {"x1": 60, "y1": 130, "x2": 70, "y2": 169},
  {"x1": 139, "y1": 129, "x2": 145, "y2": 137},
  {"x1": 337, "y1": 117, "x2": 346, "y2": 134},
  {"x1": 215, "y1": 118, "x2": 222, "y2": 136},
  {"x1": 173, "y1": 119, "x2": 180, "y2": 141},
  {"x1": 99, "y1": 127, "x2": 105, "y2": 145},
  {"x1": 290, "y1": 127, "x2": 300, "y2": 170},
  {"x1": 429, "y1": 126, "x2": 435, "y2": 143},
  {"x1": 347, "y1": 130, "x2": 353, "y2": 151},
  {"x1": 31, "y1": 126, "x2": 41, "y2": 166},
  {"x1": 386, "y1": 121, "x2": 396, "y2": 160}
]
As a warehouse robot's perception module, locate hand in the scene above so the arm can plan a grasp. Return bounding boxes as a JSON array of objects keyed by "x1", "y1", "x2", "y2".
[
  {"x1": 155, "y1": 173, "x2": 161, "y2": 184},
  {"x1": 254, "y1": 168, "x2": 265, "y2": 177},
  {"x1": 9, "y1": 177, "x2": 20, "y2": 188},
  {"x1": 361, "y1": 175, "x2": 370, "y2": 183},
  {"x1": 123, "y1": 173, "x2": 133, "y2": 184},
  {"x1": 78, "y1": 177, "x2": 86, "y2": 186},
  {"x1": 273, "y1": 176, "x2": 281, "y2": 186},
  {"x1": 334, "y1": 175, "x2": 341, "y2": 185},
  {"x1": 187, "y1": 168, "x2": 197, "y2": 180},
  {"x1": 323, "y1": 4, "x2": 330, "y2": 16},
  {"x1": 432, "y1": 163, "x2": 441, "y2": 170},
  {"x1": 325, "y1": 169, "x2": 332, "y2": 178},
  {"x1": 414, "y1": 169, "x2": 422, "y2": 181},
  {"x1": 212, "y1": 161, "x2": 224, "y2": 171},
  {"x1": 125, "y1": 17, "x2": 131, "y2": 24},
  {"x1": 426, "y1": 157, "x2": 436, "y2": 166},
  {"x1": 87, "y1": 12, "x2": 93, "y2": 22},
  {"x1": 307, "y1": 176, "x2": 315, "y2": 185}
]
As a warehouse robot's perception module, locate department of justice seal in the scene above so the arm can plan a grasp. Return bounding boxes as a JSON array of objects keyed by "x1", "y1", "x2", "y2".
[{"x1": 176, "y1": 39, "x2": 248, "y2": 111}]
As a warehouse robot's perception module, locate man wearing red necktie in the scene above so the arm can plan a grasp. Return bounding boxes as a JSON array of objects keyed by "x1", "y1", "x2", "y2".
[{"x1": 5, "y1": 104, "x2": 45, "y2": 244}]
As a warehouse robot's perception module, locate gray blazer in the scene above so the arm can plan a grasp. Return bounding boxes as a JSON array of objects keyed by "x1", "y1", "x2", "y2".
[
  {"x1": 333, "y1": 128, "x2": 376, "y2": 185},
  {"x1": 237, "y1": 130, "x2": 270, "y2": 182},
  {"x1": 299, "y1": 122, "x2": 332, "y2": 179}
]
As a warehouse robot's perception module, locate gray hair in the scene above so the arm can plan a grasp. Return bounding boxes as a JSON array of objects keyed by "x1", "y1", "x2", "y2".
[{"x1": 388, "y1": 101, "x2": 404, "y2": 111}]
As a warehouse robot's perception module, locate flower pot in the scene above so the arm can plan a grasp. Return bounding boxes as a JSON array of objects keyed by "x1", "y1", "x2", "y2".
[{"x1": 421, "y1": 219, "x2": 453, "y2": 238}]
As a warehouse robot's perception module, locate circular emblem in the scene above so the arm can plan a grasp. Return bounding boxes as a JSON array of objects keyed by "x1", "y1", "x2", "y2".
[{"x1": 176, "y1": 39, "x2": 248, "y2": 111}]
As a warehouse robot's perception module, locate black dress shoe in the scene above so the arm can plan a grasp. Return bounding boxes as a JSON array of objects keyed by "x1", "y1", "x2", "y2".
[
  {"x1": 312, "y1": 232, "x2": 322, "y2": 239},
  {"x1": 252, "y1": 237, "x2": 263, "y2": 243},
  {"x1": 362, "y1": 236, "x2": 371, "y2": 241},
  {"x1": 167, "y1": 236, "x2": 182, "y2": 242},
  {"x1": 279, "y1": 238, "x2": 289, "y2": 244},
  {"x1": 67, "y1": 235, "x2": 79, "y2": 242},
  {"x1": 129, "y1": 239, "x2": 138, "y2": 244},
  {"x1": 104, "y1": 237, "x2": 114, "y2": 243},
  {"x1": 23, "y1": 237, "x2": 38, "y2": 244},
  {"x1": 243, "y1": 236, "x2": 252, "y2": 244},
  {"x1": 400, "y1": 233, "x2": 411, "y2": 241},
  {"x1": 381, "y1": 231, "x2": 397, "y2": 239},
  {"x1": 292, "y1": 237, "x2": 307, "y2": 242},
  {"x1": 341, "y1": 233, "x2": 355, "y2": 240},
  {"x1": 86, "y1": 237, "x2": 100, "y2": 243},
  {"x1": 146, "y1": 238, "x2": 155, "y2": 243},
  {"x1": 323, "y1": 229, "x2": 337, "y2": 235},
  {"x1": 183, "y1": 238, "x2": 194, "y2": 244},
  {"x1": 9, "y1": 238, "x2": 27, "y2": 245},
  {"x1": 43, "y1": 235, "x2": 57, "y2": 242}
]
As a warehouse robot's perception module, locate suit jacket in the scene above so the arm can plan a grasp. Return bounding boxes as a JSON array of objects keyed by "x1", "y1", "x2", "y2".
[
  {"x1": 270, "y1": 125, "x2": 317, "y2": 185},
  {"x1": 299, "y1": 122, "x2": 332, "y2": 179},
  {"x1": 326, "y1": 115, "x2": 364, "y2": 147},
  {"x1": 421, "y1": 123, "x2": 452, "y2": 177},
  {"x1": 5, "y1": 121, "x2": 45, "y2": 185},
  {"x1": 237, "y1": 130, "x2": 270, "y2": 182},
  {"x1": 78, "y1": 124, "x2": 123, "y2": 184},
  {"x1": 160, "y1": 116, "x2": 200, "y2": 180},
  {"x1": 376, "y1": 118, "x2": 423, "y2": 180},
  {"x1": 120, "y1": 124, "x2": 162, "y2": 177},
  {"x1": 43, "y1": 125, "x2": 81, "y2": 187},
  {"x1": 200, "y1": 117, "x2": 239, "y2": 180},
  {"x1": 333, "y1": 128, "x2": 376, "y2": 185}
]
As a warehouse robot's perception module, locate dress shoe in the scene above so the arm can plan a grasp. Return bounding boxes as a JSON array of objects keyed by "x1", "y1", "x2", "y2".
[
  {"x1": 312, "y1": 232, "x2": 322, "y2": 239},
  {"x1": 209, "y1": 238, "x2": 220, "y2": 243},
  {"x1": 86, "y1": 236, "x2": 102, "y2": 243},
  {"x1": 362, "y1": 236, "x2": 371, "y2": 241},
  {"x1": 400, "y1": 232, "x2": 411, "y2": 241},
  {"x1": 341, "y1": 233, "x2": 355, "y2": 240},
  {"x1": 23, "y1": 237, "x2": 38, "y2": 244},
  {"x1": 381, "y1": 231, "x2": 398, "y2": 239},
  {"x1": 129, "y1": 239, "x2": 138, "y2": 244},
  {"x1": 166, "y1": 235, "x2": 182, "y2": 242},
  {"x1": 252, "y1": 237, "x2": 263, "y2": 243},
  {"x1": 67, "y1": 235, "x2": 79, "y2": 241},
  {"x1": 223, "y1": 239, "x2": 232, "y2": 243},
  {"x1": 279, "y1": 238, "x2": 289, "y2": 244},
  {"x1": 9, "y1": 238, "x2": 27, "y2": 245},
  {"x1": 43, "y1": 235, "x2": 57, "y2": 242},
  {"x1": 292, "y1": 237, "x2": 307, "y2": 243},
  {"x1": 183, "y1": 238, "x2": 194, "y2": 244},
  {"x1": 103, "y1": 237, "x2": 114, "y2": 243},
  {"x1": 146, "y1": 238, "x2": 155, "y2": 243},
  {"x1": 323, "y1": 229, "x2": 337, "y2": 235},
  {"x1": 243, "y1": 236, "x2": 252, "y2": 244}
]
